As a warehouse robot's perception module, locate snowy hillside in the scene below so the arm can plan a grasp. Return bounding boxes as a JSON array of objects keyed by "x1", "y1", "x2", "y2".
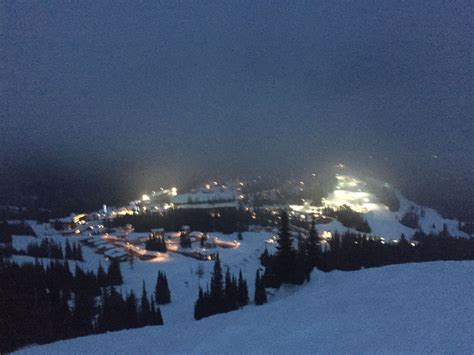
[
  {"x1": 4, "y1": 172, "x2": 472, "y2": 354},
  {"x1": 321, "y1": 174, "x2": 468, "y2": 240},
  {"x1": 18, "y1": 261, "x2": 474, "y2": 354},
  {"x1": 9, "y1": 223, "x2": 276, "y2": 327}
]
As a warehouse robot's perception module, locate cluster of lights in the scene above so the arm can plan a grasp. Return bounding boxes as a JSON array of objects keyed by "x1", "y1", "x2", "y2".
[
  {"x1": 141, "y1": 187, "x2": 177, "y2": 202},
  {"x1": 111, "y1": 209, "x2": 135, "y2": 216}
]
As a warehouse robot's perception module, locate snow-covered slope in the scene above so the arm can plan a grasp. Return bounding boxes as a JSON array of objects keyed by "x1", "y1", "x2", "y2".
[
  {"x1": 7, "y1": 174, "x2": 472, "y2": 354},
  {"x1": 18, "y1": 261, "x2": 474, "y2": 354},
  {"x1": 11, "y1": 224, "x2": 275, "y2": 327},
  {"x1": 321, "y1": 174, "x2": 468, "y2": 240}
]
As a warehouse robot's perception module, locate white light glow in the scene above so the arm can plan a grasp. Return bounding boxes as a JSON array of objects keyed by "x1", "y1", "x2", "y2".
[
  {"x1": 321, "y1": 231, "x2": 332, "y2": 239},
  {"x1": 322, "y1": 174, "x2": 387, "y2": 213}
]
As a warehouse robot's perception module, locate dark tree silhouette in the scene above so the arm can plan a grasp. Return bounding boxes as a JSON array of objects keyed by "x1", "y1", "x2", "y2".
[
  {"x1": 254, "y1": 270, "x2": 267, "y2": 305},
  {"x1": 155, "y1": 271, "x2": 171, "y2": 305},
  {"x1": 107, "y1": 259, "x2": 123, "y2": 286}
]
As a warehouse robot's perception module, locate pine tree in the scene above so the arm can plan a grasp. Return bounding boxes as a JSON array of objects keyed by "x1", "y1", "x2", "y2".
[
  {"x1": 150, "y1": 298, "x2": 157, "y2": 323},
  {"x1": 96, "y1": 287, "x2": 111, "y2": 332},
  {"x1": 194, "y1": 287, "x2": 205, "y2": 320},
  {"x1": 125, "y1": 290, "x2": 139, "y2": 329},
  {"x1": 71, "y1": 291, "x2": 96, "y2": 336},
  {"x1": 162, "y1": 272, "x2": 171, "y2": 303},
  {"x1": 210, "y1": 254, "x2": 224, "y2": 313},
  {"x1": 254, "y1": 270, "x2": 267, "y2": 305},
  {"x1": 274, "y1": 210, "x2": 296, "y2": 285},
  {"x1": 97, "y1": 263, "x2": 108, "y2": 288},
  {"x1": 224, "y1": 268, "x2": 233, "y2": 311},
  {"x1": 155, "y1": 302, "x2": 164, "y2": 325},
  {"x1": 150, "y1": 298, "x2": 164, "y2": 325},
  {"x1": 230, "y1": 275, "x2": 239, "y2": 310},
  {"x1": 223, "y1": 269, "x2": 239, "y2": 311},
  {"x1": 107, "y1": 259, "x2": 123, "y2": 286},
  {"x1": 237, "y1": 269, "x2": 249, "y2": 307},
  {"x1": 54, "y1": 291, "x2": 73, "y2": 339},
  {"x1": 155, "y1": 271, "x2": 171, "y2": 305},
  {"x1": 102, "y1": 286, "x2": 127, "y2": 331},
  {"x1": 262, "y1": 257, "x2": 280, "y2": 288},
  {"x1": 307, "y1": 214, "x2": 320, "y2": 268},
  {"x1": 140, "y1": 281, "x2": 151, "y2": 326},
  {"x1": 294, "y1": 237, "x2": 310, "y2": 284}
]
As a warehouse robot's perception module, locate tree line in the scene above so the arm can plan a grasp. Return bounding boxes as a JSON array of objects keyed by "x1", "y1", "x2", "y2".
[
  {"x1": 194, "y1": 255, "x2": 250, "y2": 320},
  {"x1": 322, "y1": 205, "x2": 371, "y2": 233},
  {"x1": 11, "y1": 238, "x2": 84, "y2": 261},
  {"x1": 0, "y1": 221, "x2": 36, "y2": 244},
  {"x1": 399, "y1": 209, "x2": 420, "y2": 229},
  {"x1": 316, "y1": 228, "x2": 474, "y2": 272},
  {"x1": 0, "y1": 257, "x2": 170, "y2": 353},
  {"x1": 261, "y1": 211, "x2": 318, "y2": 288},
  {"x1": 261, "y1": 210, "x2": 474, "y2": 289},
  {"x1": 108, "y1": 207, "x2": 253, "y2": 234}
]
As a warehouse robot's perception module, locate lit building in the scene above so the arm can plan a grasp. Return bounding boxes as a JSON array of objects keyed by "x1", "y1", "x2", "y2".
[{"x1": 171, "y1": 187, "x2": 238, "y2": 209}]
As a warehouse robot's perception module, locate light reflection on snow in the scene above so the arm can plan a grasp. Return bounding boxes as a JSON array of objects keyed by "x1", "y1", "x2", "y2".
[
  {"x1": 322, "y1": 175, "x2": 384, "y2": 213},
  {"x1": 148, "y1": 253, "x2": 171, "y2": 263}
]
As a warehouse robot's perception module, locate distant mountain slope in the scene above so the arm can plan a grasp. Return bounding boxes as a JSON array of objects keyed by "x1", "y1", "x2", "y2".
[
  {"x1": 18, "y1": 261, "x2": 474, "y2": 354},
  {"x1": 322, "y1": 173, "x2": 468, "y2": 239}
]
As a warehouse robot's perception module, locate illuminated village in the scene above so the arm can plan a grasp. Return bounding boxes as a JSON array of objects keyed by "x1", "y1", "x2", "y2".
[{"x1": 1, "y1": 169, "x2": 472, "y2": 353}]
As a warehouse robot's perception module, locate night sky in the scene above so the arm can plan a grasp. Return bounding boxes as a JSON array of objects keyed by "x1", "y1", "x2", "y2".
[{"x1": 2, "y1": 1, "x2": 473, "y2": 216}]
